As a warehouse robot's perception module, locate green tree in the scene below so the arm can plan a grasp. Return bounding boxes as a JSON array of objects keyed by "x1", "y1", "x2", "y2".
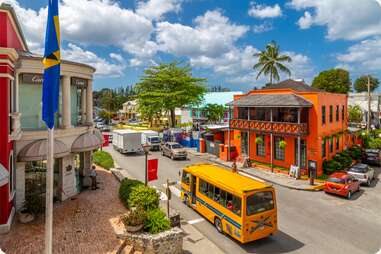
[
  {"x1": 354, "y1": 75, "x2": 379, "y2": 93},
  {"x1": 203, "y1": 104, "x2": 226, "y2": 123},
  {"x1": 312, "y1": 68, "x2": 351, "y2": 94},
  {"x1": 348, "y1": 105, "x2": 363, "y2": 123},
  {"x1": 135, "y1": 62, "x2": 207, "y2": 127},
  {"x1": 253, "y1": 41, "x2": 292, "y2": 84}
]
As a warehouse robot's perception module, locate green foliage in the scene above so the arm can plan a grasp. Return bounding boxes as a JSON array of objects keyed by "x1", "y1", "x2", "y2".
[
  {"x1": 255, "y1": 136, "x2": 263, "y2": 145},
  {"x1": 348, "y1": 105, "x2": 364, "y2": 123},
  {"x1": 354, "y1": 75, "x2": 379, "y2": 93},
  {"x1": 367, "y1": 138, "x2": 381, "y2": 149},
  {"x1": 93, "y1": 150, "x2": 114, "y2": 170},
  {"x1": 128, "y1": 185, "x2": 160, "y2": 211},
  {"x1": 312, "y1": 68, "x2": 351, "y2": 94},
  {"x1": 98, "y1": 110, "x2": 114, "y2": 124},
  {"x1": 323, "y1": 146, "x2": 362, "y2": 174},
  {"x1": 279, "y1": 140, "x2": 287, "y2": 149},
  {"x1": 135, "y1": 61, "x2": 207, "y2": 127},
  {"x1": 253, "y1": 41, "x2": 292, "y2": 84},
  {"x1": 203, "y1": 103, "x2": 226, "y2": 123},
  {"x1": 323, "y1": 160, "x2": 342, "y2": 175},
  {"x1": 121, "y1": 207, "x2": 147, "y2": 227},
  {"x1": 24, "y1": 192, "x2": 45, "y2": 215},
  {"x1": 144, "y1": 208, "x2": 171, "y2": 234},
  {"x1": 333, "y1": 153, "x2": 352, "y2": 169},
  {"x1": 348, "y1": 145, "x2": 362, "y2": 160},
  {"x1": 119, "y1": 179, "x2": 144, "y2": 208}
]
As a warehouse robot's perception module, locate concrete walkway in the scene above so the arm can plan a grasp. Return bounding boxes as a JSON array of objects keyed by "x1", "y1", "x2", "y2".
[{"x1": 185, "y1": 148, "x2": 324, "y2": 191}]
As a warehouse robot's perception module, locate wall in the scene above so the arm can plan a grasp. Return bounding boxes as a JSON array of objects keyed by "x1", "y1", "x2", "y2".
[{"x1": 0, "y1": 11, "x2": 24, "y2": 50}]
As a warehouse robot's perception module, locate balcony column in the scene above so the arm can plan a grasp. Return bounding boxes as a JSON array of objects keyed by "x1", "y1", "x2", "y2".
[
  {"x1": 297, "y1": 108, "x2": 301, "y2": 176},
  {"x1": 81, "y1": 87, "x2": 87, "y2": 125},
  {"x1": 270, "y1": 108, "x2": 273, "y2": 171},
  {"x1": 228, "y1": 105, "x2": 231, "y2": 161},
  {"x1": 247, "y1": 108, "x2": 250, "y2": 158},
  {"x1": 86, "y1": 79, "x2": 93, "y2": 125},
  {"x1": 62, "y1": 75, "x2": 71, "y2": 128}
]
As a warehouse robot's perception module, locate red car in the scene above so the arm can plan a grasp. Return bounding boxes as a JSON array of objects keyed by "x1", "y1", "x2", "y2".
[{"x1": 324, "y1": 172, "x2": 360, "y2": 199}]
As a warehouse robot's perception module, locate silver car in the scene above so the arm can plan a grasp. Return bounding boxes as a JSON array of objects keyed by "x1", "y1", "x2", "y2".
[
  {"x1": 347, "y1": 164, "x2": 375, "y2": 186},
  {"x1": 161, "y1": 142, "x2": 187, "y2": 160}
]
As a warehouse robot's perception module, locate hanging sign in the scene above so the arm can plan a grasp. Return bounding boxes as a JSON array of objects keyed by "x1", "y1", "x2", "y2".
[{"x1": 148, "y1": 159, "x2": 158, "y2": 182}]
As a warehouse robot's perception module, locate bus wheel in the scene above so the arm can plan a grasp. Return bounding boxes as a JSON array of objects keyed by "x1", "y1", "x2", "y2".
[{"x1": 214, "y1": 218, "x2": 223, "y2": 234}]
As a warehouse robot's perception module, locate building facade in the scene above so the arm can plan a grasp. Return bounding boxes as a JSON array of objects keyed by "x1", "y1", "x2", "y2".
[
  {"x1": 226, "y1": 80, "x2": 353, "y2": 176},
  {"x1": 0, "y1": 4, "x2": 100, "y2": 233},
  {"x1": 348, "y1": 92, "x2": 381, "y2": 126}
]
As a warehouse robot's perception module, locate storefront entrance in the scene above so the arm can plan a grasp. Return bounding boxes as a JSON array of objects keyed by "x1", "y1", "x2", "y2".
[
  {"x1": 294, "y1": 139, "x2": 307, "y2": 169},
  {"x1": 74, "y1": 153, "x2": 85, "y2": 192}
]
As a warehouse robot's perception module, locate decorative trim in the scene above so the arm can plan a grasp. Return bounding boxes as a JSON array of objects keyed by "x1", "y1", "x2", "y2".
[
  {"x1": 0, "y1": 47, "x2": 19, "y2": 62},
  {"x1": 0, "y1": 73, "x2": 14, "y2": 80}
]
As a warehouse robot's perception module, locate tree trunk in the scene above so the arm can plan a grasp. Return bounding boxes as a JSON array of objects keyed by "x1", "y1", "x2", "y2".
[
  {"x1": 170, "y1": 109, "x2": 176, "y2": 128},
  {"x1": 270, "y1": 74, "x2": 273, "y2": 85}
]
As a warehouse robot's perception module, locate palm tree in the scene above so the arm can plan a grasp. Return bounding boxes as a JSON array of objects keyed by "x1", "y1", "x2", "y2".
[{"x1": 253, "y1": 41, "x2": 292, "y2": 84}]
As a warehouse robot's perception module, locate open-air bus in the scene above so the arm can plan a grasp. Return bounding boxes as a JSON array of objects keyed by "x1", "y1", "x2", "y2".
[{"x1": 180, "y1": 164, "x2": 277, "y2": 243}]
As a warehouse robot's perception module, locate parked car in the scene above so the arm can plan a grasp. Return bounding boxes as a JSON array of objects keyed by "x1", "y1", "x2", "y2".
[
  {"x1": 324, "y1": 172, "x2": 360, "y2": 199},
  {"x1": 346, "y1": 164, "x2": 375, "y2": 186},
  {"x1": 161, "y1": 142, "x2": 187, "y2": 160},
  {"x1": 362, "y1": 149, "x2": 381, "y2": 166}
]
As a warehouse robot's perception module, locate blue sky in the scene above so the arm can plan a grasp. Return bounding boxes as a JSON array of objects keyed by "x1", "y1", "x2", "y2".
[{"x1": 4, "y1": 0, "x2": 381, "y2": 91}]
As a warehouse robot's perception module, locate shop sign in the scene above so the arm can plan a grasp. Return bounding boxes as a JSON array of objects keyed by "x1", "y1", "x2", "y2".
[
  {"x1": 21, "y1": 73, "x2": 44, "y2": 84},
  {"x1": 71, "y1": 77, "x2": 88, "y2": 88}
]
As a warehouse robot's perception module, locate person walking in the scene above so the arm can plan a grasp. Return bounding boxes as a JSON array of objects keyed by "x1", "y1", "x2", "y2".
[{"x1": 90, "y1": 165, "x2": 97, "y2": 190}]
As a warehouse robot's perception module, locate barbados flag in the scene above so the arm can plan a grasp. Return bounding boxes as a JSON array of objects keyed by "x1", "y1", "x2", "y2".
[{"x1": 42, "y1": 0, "x2": 61, "y2": 129}]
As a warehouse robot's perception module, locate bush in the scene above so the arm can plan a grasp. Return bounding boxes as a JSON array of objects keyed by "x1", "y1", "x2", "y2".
[
  {"x1": 128, "y1": 185, "x2": 160, "y2": 211},
  {"x1": 144, "y1": 208, "x2": 170, "y2": 234},
  {"x1": 334, "y1": 153, "x2": 352, "y2": 169},
  {"x1": 24, "y1": 192, "x2": 45, "y2": 215},
  {"x1": 121, "y1": 207, "x2": 147, "y2": 227},
  {"x1": 93, "y1": 151, "x2": 114, "y2": 169},
  {"x1": 119, "y1": 179, "x2": 143, "y2": 208},
  {"x1": 349, "y1": 145, "x2": 362, "y2": 160},
  {"x1": 367, "y1": 138, "x2": 381, "y2": 149},
  {"x1": 323, "y1": 160, "x2": 342, "y2": 175}
]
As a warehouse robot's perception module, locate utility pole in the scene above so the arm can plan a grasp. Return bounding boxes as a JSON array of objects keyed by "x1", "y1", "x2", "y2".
[{"x1": 367, "y1": 75, "x2": 372, "y2": 133}]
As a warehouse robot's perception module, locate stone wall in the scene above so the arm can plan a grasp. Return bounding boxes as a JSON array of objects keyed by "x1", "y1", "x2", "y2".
[{"x1": 119, "y1": 227, "x2": 183, "y2": 254}]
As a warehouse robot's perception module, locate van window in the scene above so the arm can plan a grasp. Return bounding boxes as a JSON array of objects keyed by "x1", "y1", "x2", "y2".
[
  {"x1": 246, "y1": 191, "x2": 274, "y2": 216},
  {"x1": 182, "y1": 171, "x2": 191, "y2": 185}
]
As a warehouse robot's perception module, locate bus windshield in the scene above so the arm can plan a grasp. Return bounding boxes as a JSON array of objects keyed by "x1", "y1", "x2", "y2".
[{"x1": 246, "y1": 191, "x2": 274, "y2": 216}]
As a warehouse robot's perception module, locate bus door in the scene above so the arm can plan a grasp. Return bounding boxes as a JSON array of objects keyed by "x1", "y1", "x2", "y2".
[{"x1": 190, "y1": 175, "x2": 197, "y2": 205}]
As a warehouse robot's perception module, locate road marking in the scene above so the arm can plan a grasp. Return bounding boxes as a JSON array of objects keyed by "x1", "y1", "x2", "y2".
[{"x1": 187, "y1": 218, "x2": 205, "y2": 225}]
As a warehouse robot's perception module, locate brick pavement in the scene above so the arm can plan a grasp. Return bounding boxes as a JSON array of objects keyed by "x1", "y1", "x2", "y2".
[{"x1": 0, "y1": 168, "x2": 126, "y2": 254}]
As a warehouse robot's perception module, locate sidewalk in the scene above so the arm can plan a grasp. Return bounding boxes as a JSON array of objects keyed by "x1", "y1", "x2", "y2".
[{"x1": 185, "y1": 148, "x2": 324, "y2": 191}]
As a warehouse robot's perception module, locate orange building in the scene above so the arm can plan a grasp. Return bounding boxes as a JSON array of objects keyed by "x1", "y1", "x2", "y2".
[{"x1": 224, "y1": 80, "x2": 355, "y2": 176}]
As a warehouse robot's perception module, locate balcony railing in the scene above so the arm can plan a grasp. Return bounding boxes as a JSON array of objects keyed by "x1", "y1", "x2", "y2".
[{"x1": 229, "y1": 119, "x2": 308, "y2": 136}]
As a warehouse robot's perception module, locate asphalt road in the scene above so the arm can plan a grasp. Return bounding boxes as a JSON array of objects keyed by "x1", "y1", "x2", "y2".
[{"x1": 105, "y1": 146, "x2": 381, "y2": 254}]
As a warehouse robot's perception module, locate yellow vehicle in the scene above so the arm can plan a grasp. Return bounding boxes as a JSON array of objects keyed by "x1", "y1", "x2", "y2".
[{"x1": 180, "y1": 164, "x2": 277, "y2": 243}]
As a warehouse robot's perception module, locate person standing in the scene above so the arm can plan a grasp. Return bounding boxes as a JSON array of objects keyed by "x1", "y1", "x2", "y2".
[{"x1": 90, "y1": 165, "x2": 97, "y2": 190}]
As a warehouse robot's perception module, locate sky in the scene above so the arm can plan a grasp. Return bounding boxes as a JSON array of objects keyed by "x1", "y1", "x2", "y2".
[{"x1": 3, "y1": 0, "x2": 381, "y2": 91}]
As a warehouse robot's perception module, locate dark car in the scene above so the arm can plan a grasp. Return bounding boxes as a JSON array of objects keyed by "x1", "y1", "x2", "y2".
[{"x1": 362, "y1": 149, "x2": 381, "y2": 166}]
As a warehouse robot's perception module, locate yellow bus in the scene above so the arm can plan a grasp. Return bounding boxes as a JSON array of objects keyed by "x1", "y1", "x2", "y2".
[{"x1": 180, "y1": 164, "x2": 277, "y2": 243}]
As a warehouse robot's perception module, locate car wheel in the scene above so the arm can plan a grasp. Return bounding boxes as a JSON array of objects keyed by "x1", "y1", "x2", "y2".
[
  {"x1": 347, "y1": 190, "x2": 352, "y2": 199},
  {"x1": 214, "y1": 217, "x2": 223, "y2": 234}
]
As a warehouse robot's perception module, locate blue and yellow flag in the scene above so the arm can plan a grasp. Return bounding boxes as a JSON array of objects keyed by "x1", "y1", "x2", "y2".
[{"x1": 42, "y1": 0, "x2": 60, "y2": 129}]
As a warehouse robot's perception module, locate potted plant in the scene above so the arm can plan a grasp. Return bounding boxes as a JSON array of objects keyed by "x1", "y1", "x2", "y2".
[
  {"x1": 255, "y1": 136, "x2": 263, "y2": 145},
  {"x1": 121, "y1": 207, "x2": 146, "y2": 233},
  {"x1": 279, "y1": 140, "x2": 287, "y2": 149}
]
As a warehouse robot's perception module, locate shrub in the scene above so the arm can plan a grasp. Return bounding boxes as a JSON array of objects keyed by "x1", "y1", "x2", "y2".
[
  {"x1": 323, "y1": 160, "x2": 342, "y2": 174},
  {"x1": 93, "y1": 151, "x2": 114, "y2": 169},
  {"x1": 24, "y1": 192, "x2": 45, "y2": 215},
  {"x1": 367, "y1": 138, "x2": 381, "y2": 149},
  {"x1": 128, "y1": 185, "x2": 160, "y2": 211},
  {"x1": 121, "y1": 207, "x2": 147, "y2": 227},
  {"x1": 144, "y1": 208, "x2": 170, "y2": 234},
  {"x1": 119, "y1": 179, "x2": 143, "y2": 208},
  {"x1": 334, "y1": 153, "x2": 352, "y2": 169},
  {"x1": 349, "y1": 145, "x2": 362, "y2": 160}
]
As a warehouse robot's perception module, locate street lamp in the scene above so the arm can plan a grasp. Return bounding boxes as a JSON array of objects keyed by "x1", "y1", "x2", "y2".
[{"x1": 142, "y1": 143, "x2": 151, "y2": 186}]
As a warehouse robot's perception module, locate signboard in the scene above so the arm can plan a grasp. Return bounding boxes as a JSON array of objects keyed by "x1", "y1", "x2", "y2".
[
  {"x1": 21, "y1": 73, "x2": 44, "y2": 84},
  {"x1": 71, "y1": 77, "x2": 88, "y2": 88},
  {"x1": 148, "y1": 159, "x2": 158, "y2": 182}
]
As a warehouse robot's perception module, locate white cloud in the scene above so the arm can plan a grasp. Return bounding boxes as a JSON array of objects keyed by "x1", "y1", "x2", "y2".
[
  {"x1": 336, "y1": 37, "x2": 381, "y2": 74},
  {"x1": 136, "y1": 0, "x2": 181, "y2": 21},
  {"x1": 109, "y1": 53, "x2": 124, "y2": 63},
  {"x1": 63, "y1": 43, "x2": 125, "y2": 77},
  {"x1": 253, "y1": 22, "x2": 273, "y2": 33},
  {"x1": 290, "y1": 0, "x2": 381, "y2": 40},
  {"x1": 248, "y1": 2, "x2": 282, "y2": 19}
]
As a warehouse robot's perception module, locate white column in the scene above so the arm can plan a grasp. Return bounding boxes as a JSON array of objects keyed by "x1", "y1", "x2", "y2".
[
  {"x1": 86, "y1": 79, "x2": 93, "y2": 125},
  {"x1": 15, "y1": 71, "x2": 19, "y2": 112},
  {"x1": 297, "y1": 108, "x2": 301, "y2": 175},
  {"x1": 15, "y1": 162, "x2": 26, "y2": 210},
  {"x1": 62, "y1": 76, "x2": 71, "y2": 128},
  {"x1": 81, "y1": 88, "x2": 87, "y2": 125}
]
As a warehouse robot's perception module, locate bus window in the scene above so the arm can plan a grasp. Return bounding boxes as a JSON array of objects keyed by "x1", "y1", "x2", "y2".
[
  {"x1": 232, "y1": 196, "x2": 242, "y2": 216},
  {"x1": 246, "y1": 191, "x2": 274, "y2": 216},
  {"x1": 214, "y1": 187, "x2": 220, "y2": 202},
  {"x1": 207, "y1": 183, "x2": 214, "y2": 199},
  {"x1": 219, "y1": 190, "x2": 227, "y2": 207},
  {"x1": 199, "y1": 179, "x2": 208, "y2": 195},
  {"x1": 182, "y1": 171, "x2": 191, "y2": 185}
]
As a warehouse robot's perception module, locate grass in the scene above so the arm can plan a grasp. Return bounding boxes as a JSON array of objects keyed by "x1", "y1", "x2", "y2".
[
  {"x1": 93, "y1": 150, "x2": 114, "y2": 170},
  {"x1": 250, "y1": 160, "x2": 289, "y2": 172}
]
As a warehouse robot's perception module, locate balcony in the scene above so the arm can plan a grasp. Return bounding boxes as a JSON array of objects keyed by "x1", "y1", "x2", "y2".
[{"x1": 229, "y1": 119, "x2": 308, "y2": 136}]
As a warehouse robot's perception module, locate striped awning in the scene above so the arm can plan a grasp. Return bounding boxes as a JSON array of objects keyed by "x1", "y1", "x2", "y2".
[
  {"x1": 0, "y1": 163, "x2": 9, "y2": 187},
  {"x1": 18, "y1": 139, "x2": 70, "y2": 162},
  {"x1": 71, "y1": 133, "x2": 101, "y2": 153}
]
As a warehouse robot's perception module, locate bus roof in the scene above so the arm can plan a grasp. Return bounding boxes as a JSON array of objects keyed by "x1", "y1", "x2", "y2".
[{"x1": 184, "y1": 164, "x2": 272, "y2": 194}]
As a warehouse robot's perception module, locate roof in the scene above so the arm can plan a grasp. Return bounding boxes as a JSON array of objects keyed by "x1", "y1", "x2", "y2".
[
  {"x1": 113, "y1": 129, "x2": 141, "y2": 134},
  {"x1": 263, "y1": 79, "x2": 322, "y2": 92},
  {"x1": 184, "y1": 164, "x2": 272, "y2": 194},
  {"x1": 228, "y1": 93, "x2": 313, "y2": 107},
  {"x1": 198, "y1": 92, "x2": 243, "y2": 107}
]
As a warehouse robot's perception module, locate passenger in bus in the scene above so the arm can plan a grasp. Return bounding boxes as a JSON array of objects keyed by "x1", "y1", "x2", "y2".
[{"x1": 227, "y1": 200, "x2": 233, "y2": 211}]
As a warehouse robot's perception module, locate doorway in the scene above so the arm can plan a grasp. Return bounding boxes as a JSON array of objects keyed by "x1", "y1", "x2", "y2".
[
  {"x1": 190, "y1": 175, "x2": 197, "y2": 205},
  {"x1": 294, "y1": 139, "x2": 307, "y2": 169},
  {"x1": 241, "y1": 132, "x2": 249, "y2": 156}
]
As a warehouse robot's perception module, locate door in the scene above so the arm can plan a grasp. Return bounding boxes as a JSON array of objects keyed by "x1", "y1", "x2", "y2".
[
  {"x1": 241, "y1": 132, "x2": 249, "y2": 156},
  {"x1": 190, "y1": 175, "x2": 197, "y2": 205},
  {"x1": 294, "y1": 139, "x2": 307, "y2": 169}
]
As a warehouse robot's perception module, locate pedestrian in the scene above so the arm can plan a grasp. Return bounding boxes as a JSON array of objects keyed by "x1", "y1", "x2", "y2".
[
  {"x1": 231, "y1": 161, "x2": 237, "y2": 173},
  {"x1": 90, "y1": 165, "x2": 97, "y2": 190}
]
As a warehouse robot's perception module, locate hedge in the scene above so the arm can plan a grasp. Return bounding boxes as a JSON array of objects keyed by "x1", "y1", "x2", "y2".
[
  {"x1": 119, "y1": 179, "x2": 144, "y2": 208},
  {"x1": 93, "y1": 151, "x2": 114, "y2": 170},
  {"x1": 323, "y1": 145, "x2": 361, "y2": 174}
]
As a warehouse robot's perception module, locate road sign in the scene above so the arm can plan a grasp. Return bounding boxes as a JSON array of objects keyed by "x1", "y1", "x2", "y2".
[{"x1": 148, "y1": 159, "x2": 158, "y2": 182}]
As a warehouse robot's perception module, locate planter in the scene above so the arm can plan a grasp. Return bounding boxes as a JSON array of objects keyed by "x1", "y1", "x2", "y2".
[
  {"x1": 18, "y1": 210, "x2": 35, "y2": 224},
  {"x1": 125, "y1": 224, "x2": 144, "y2": 233}
]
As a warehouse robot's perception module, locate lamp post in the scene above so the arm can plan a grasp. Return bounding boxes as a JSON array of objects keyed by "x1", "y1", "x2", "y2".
[{"x1": 142, "y1": 143, "x2": 151, "y2": 186}]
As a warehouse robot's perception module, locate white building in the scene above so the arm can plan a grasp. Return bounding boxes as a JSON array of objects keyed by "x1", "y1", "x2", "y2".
[{"x1": 348, "y1": 92, "x2": 381, "y2": 125}]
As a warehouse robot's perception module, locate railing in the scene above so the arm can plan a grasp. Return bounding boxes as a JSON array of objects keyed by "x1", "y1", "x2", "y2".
[
  {"x1": 9, "y1": 112, "x2": 22, "y2": 140},
  {"x1": 229, "y1": 119, "x2": 308, "y2": 136}
]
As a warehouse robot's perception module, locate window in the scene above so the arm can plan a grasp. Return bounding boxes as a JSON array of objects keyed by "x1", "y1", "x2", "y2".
[
  {"x1": 274, "y1": 137, "x2": 285, "y2": 160},
  {"x1": 336, "y1": 105, "x2": 339, "y2": 122},
  {"x1": 246, "y1": 191, "x2": 274, "y2": 216},
  {"x1": 207, "y1": 183, "x2": 214, "y2": 199},
  {"x1": 182, "y1": 171, "x2": 191, "y2": 185},
  {"x1": 336, "y1": 136, "x2": 340, "y2": 151},
  {"x1": 329, "y1": 105, "x2": 333, "y2": 123},
  {"x1": 256, "y1": 135, "x2": 265, "y2": 157},
  {"x1": 199, "y1": 179, "x2": 208, "y2": 195},
  {"x1": 329, "y1": 137, "x2": 334, "y2": 153},
  {"x1": 322, "y1": 106, "x2": 326, "y2": 124},
  {"x1": 322, "y1": 139, "x2": 326, "y2": 158},
  {"x1": 342, "y1": 105, "x2": 345, "y2": 121}
]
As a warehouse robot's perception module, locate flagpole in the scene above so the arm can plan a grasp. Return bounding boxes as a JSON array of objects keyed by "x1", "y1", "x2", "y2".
[{"x1": 45, "y1": 127, "x2": 54, "y2": 254}]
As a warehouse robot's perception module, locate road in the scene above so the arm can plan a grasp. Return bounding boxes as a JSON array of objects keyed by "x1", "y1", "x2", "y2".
[{"x1": 105, "y1": 146, "x2": 381, "y2": 254}]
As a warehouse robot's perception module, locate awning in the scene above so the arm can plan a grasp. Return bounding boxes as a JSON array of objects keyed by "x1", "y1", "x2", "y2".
[
  {"x1": 0, "y1": 163, "x2": 9, "y2": 187},
  {"x1": 18, "y1": 139, "x2": 70, "y2": 162},
  {"x1": 71, "y1": 133, "x2": 101, "y2": 153},
  {"x1": 93, "y1": 129, "x2": 104, "y2": 144}
]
